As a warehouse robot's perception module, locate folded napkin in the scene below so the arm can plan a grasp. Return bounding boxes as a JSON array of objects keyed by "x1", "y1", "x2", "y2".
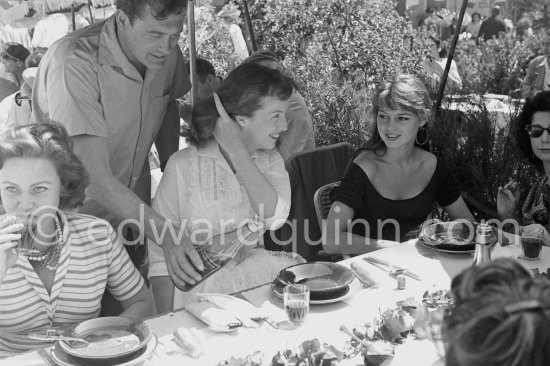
[
  {"x1": 350, "y1": 260, "x2": 381, "y2": 288},
  {"x1": 186, "y1": 302, "x2": 242, "y2": 332},
  {"x1": 197, "y1": 293, "x2": 262, "y2": 328}
]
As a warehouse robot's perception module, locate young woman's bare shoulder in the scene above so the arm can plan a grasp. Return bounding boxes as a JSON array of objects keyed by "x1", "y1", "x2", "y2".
[
  {"x1": 416, "y1": 148, "x2": 437, "y2": 173},
  {"x1": 353, "y1": 150, "x2": 378, "y2": 177}
]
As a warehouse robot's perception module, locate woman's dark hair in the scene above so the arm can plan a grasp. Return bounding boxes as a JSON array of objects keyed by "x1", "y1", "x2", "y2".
[
  {"x1": 0, "y1": 123, "x2": 89, "y2": 209},
  {"x1": 186, "y1": 63, "x2": 295, "y2": 147},
  {"x1": 471, "y1": 12, "x2": 481, "y2": 22},
  {"x1": 117, "y1": 0, "x2": 187, "y2": 23},
  {"x1": 359, "y1": 74, "x2": 432, "y2": 156},
  {"x1": 514, "y1": 91, "x2": 550, "y2": 171},
  {"x1": 444, "y1": 258, "x2": 550, "y2": 366}
]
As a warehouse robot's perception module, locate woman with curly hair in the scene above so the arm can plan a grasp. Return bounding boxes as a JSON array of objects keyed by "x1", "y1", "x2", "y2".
[
  {"x1": 497, "y1": 91, "x2": 550, "y2": 244},
  {"x1": 444, "y1": 258, "x2": 550, "y2": 366},
  {"x1": 0, "y1": 124, "x2": 153, "y2": 355}
]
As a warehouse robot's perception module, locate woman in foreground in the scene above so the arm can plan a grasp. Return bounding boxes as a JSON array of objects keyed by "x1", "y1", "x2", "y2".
[{"x1": 0, "y1": 124, "x2": 153, "y2": 355}]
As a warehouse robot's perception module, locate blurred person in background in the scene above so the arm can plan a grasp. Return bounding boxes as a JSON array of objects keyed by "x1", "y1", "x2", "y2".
[
  {"x1": 465, "y1": 12, "x2": 482, "y2": 38},
  {"x1": 0, "y1": 43, "x2": 30, "y2": 101},
  {"x1": 521, "y1": 30, "x2": 550, "y2": 98},
  {"x1": 478, "y1": 6, "x2": 507, "y2": 42},
  {"x1": 0, "y1": 50, "x2": 46, "y2": 129}
]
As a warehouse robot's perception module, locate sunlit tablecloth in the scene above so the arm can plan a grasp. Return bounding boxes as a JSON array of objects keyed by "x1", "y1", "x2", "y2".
[{"x1": 6, "y1": 234, "x2": 549, "y2": 366}]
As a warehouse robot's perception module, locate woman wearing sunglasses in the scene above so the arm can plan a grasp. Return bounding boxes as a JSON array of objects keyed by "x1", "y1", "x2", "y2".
[{"x1": 498, "y1": 91, "x2": 550, "y2": 244}]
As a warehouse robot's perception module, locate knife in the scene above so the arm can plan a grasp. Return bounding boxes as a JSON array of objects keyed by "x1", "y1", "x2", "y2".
[{"x1": 363, "y1": 256, "x2": 422, "y2": 281}]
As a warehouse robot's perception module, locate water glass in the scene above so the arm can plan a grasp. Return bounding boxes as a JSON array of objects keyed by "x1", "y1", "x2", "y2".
[
  {"x1": 283, "y1": 284, "x2": 309, "y2": 326},
  {"x1": 520, "y1": 236, "x2": 542, "y2": 261}
]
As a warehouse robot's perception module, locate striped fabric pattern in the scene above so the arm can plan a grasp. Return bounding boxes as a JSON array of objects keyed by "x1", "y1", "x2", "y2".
[{"x1": 0, "y1": 212, "x2": 144, "y2": 356}]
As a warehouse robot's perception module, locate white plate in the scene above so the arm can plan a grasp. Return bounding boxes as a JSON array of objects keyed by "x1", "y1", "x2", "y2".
[
  {"x1": 50, "y1": 334, "x2": 157, "y2": 366},
  {"x1": 271, "y1": 278, "x2": 362, "y2": 304}
]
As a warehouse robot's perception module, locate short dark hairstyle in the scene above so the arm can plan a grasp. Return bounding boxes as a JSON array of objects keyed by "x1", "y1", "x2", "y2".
[
  {"x1": 491, "y1": 6, "x2": 501, "y2": 16},
  {"x1": 186, "y1": 57, "x2": 216, "y2": 83},
  {"x1": 514, "y1": 91, "x2": 550, "y2": 171},
  {"x1": 117, "y1": 0, "x2": 187, "y2": 23},
  {"x1": 471, "y1": 12, "x2": 481, "y2": 21},
  {"x1": 444, "y1": 258, "x2": 550, "y2": 366},
  {"x1": 241, "y1": 50, "x2": 280, "y2": 66},
  {"x1": 0, "y1": 124, "x2": 89, "y2": 209},
  {"x1": 186, "y1": 63, "x2": 295, "y2": 146}
]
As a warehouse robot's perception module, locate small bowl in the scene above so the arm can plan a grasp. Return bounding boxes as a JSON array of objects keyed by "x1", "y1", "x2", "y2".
[{"x1": 277, "y1": 262, "x2": 355, "y2": 297}]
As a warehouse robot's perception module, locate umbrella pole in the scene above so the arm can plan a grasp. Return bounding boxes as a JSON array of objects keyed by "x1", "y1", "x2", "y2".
[
  {"x1": 88, "y1": 0, "x2": 94, "y2": 24},
  {"x1": 187, "y1": 0, "x2": 197, "y2": 106},
  {"x1": 71, "y1": 4, "x2": 76, "y2": 31},
  {"x1": 435, "y1": 0, "x2": 468, "y2": 117},
  {"x1": 241, "y1": 0, "x2": 256, "y2": 52}
]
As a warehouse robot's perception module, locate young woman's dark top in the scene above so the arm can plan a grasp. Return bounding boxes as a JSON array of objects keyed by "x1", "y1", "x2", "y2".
[{"x1": 331, "y1": 158, "x2": 461, "y2": 242}]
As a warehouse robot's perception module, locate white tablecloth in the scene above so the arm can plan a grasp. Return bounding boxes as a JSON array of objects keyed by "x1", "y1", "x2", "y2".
[{"x1": 6, "y1": 234, "x2": 549, "y2": 366}]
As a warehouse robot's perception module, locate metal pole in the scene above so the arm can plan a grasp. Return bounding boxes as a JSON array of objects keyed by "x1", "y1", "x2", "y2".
[
  {"x1": 241, "y1": 0, "x2": 257, "y2": 52},
  {"x1": 71, "y1": 4, "x2": 76, "y2": 31},
  {"x1": 187, "y1": 0, "x2": 198, "y2": 106},
  {"x1": 435, "y1": 0, "x2": 468, "y2": 117},
  {"x1": 87, "y1": 0, "x2": 94, "y2": 24}
]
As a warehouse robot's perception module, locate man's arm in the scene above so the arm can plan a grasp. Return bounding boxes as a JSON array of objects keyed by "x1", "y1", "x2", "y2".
[
  {"x1": 155, "y1": 100, "x2": 180, "y2": 171},
  {"x1": 72, "y1": 135, "x2": 204, "y2": 285}
]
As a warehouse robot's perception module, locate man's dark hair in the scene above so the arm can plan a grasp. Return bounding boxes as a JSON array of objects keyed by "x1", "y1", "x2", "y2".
[
  {"x1": 117, "y1": 0, "x2": 187, "y2": 23},
  {"x1": 186, "y1": 57, "x2": 216, "y2": 83},
  {"x1": 491, "y1": 6, "x2": 501, "y2": 16}
]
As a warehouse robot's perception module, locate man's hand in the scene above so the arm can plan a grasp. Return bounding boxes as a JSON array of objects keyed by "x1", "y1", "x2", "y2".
[
  {"x1": 161, "y1": 232, "x2": 205, "y2": 290},
  {"x1": 497, "y1": 181, "x2": 520, "y2": 220}
]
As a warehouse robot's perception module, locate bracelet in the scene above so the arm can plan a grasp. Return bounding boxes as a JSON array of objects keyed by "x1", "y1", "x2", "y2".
[{"x1": 246, "y1": 215, "x2": 265, "y2": 234}]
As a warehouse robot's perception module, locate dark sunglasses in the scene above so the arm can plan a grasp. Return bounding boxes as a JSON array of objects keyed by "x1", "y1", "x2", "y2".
[
  {"x1": 14, "y1": 92, "x2": 30, "y2": 107},
  {"x1": 525, "y1": 124, "x2": 550, "y2": 138}
]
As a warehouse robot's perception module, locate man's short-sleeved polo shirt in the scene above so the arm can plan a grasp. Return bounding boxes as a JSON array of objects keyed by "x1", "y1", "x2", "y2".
[{"x1": 32, "y1": 15, "x2": 191, "y2": 227}]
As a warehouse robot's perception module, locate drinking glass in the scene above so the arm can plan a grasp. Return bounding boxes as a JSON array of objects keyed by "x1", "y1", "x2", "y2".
[
  {"x1": 520, "y1": 236, "x2": 542, "y2": 261},
  {"x1": 283, "y1": 284, "x2": 309, "y2": 326}
]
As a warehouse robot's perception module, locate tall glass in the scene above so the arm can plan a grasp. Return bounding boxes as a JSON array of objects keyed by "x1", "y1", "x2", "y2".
[{"x1": 283, "y1": 284, "x2": 310, "y2": 326}]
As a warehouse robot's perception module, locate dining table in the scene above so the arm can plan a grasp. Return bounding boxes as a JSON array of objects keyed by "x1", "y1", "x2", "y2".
[{"x1": 6, "y1": 232, "x2": 550, "y2": 366}]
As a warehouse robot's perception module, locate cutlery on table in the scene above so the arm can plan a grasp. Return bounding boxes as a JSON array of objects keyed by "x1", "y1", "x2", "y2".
[
  {"x1": 363, "y1": 256, "x2": 421, "y2": 281},
  {"x1": 28, "y1": 332, "x2": 89, "y2": 347}
]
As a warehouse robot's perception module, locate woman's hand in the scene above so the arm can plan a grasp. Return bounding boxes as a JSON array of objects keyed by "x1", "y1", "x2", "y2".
[
  {"x1": 521, "y1": 224, "x2": 550, "y2": 246},
  {"x1": 497, "y1": 181, "x2": 520, "y2": 220},
  {"x1": 212, "y1": 93, "x2": 246, "y2": 156},
  {"x1": 0, "y1": 216, "x2": 23, "y2": 282}
]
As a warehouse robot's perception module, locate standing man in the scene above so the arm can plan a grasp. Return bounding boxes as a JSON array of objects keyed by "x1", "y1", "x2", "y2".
[
  {"x1": 478, "y1": 6, "x2": 507, "y2": 42},
  {"x1": 521, "y1": 31, "x2": 550, "y2": 98},
  {"x1": 32, "y1": 0, "x2": 205, "y2": 287}
]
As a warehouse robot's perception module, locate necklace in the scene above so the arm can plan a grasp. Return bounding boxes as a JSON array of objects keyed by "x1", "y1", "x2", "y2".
[{"x1": 25, "y1": 213, "x2": 64, "y2": 271}]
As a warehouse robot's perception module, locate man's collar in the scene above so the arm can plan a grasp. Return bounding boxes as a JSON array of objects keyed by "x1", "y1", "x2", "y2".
[{"x1": 97, "y1": 15, "x2": 141, "y2": 78}]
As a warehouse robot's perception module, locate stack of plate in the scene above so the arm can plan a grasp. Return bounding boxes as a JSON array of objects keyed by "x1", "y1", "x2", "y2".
[
  {"x1": 271, "y1": 262, "x2": 361, "y2": 304},
  {"x1": 418, "y1": 221, "x2": 497, "y2": 254},
  {"x1": 49, "y1": 317, "x2": 157, "y2": 366}
]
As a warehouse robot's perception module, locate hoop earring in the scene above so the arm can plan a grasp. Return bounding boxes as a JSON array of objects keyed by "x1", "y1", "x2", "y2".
[{"x1": 416, "y1": 127, "x2": 429, "y2": 145}]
